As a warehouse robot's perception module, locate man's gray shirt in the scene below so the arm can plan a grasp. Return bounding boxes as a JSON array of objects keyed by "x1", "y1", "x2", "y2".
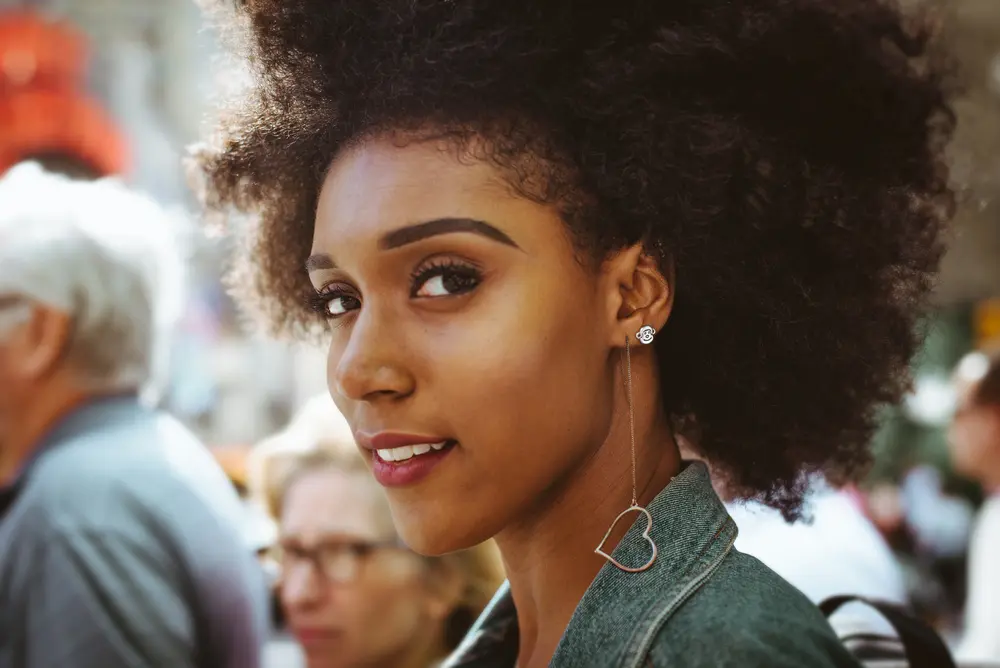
[{"x1": 0, "y1": 396, "x2": 267, "y2": 668}]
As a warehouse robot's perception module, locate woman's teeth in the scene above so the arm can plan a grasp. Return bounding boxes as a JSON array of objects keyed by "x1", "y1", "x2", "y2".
[{"x1": 377, "y1": 441, "x2": 449, "y2": 462}]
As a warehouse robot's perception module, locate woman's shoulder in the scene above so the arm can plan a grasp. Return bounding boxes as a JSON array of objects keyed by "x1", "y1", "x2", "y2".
[{"x1": 645, "y1": 549, "x2": 862, "y2": 667}]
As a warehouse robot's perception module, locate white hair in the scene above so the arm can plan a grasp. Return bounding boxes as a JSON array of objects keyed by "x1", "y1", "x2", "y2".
[{"x1": 0, "y1": 162, "x2": 187, "y2": 393}]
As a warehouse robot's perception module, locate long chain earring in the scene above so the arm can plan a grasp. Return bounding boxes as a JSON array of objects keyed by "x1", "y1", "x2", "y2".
[{"x1": 594, "y1": 325, "x2": 658, "y2": 573}]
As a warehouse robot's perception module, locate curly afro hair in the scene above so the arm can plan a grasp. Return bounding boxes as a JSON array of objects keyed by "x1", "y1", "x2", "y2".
[{"x1": 193, "y1": 0, "x2": 957, "y2": 519}]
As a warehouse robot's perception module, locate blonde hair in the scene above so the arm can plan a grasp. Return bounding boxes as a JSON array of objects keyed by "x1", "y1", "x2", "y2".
[
  {"x1": 248, "y1": 393, "x2": 505, "y2": 650},
  {"x1": 248, "y1": 393, "x2": 362, "y2": 517}
]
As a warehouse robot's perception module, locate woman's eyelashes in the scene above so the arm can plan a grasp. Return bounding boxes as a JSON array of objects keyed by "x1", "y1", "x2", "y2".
[
  {"x1": 306, "y1": 287, "x2": 359, "y2": 318},
  {"x1": 408, "y1": 258, "x2": 482, "y2": 298},
  {"x1": 308, "y1": 258, "x2": 484, "y2": 319}
]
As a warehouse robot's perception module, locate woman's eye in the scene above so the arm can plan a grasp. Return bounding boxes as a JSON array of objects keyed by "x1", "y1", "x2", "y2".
[
  {"x1": 412, "y1": 264, "x2": 482, "y2": 298},
  {"x1": 308, "y1": 289, "x2": 360, "y2": 319},
  {"x1": 326, "y1": 294, "x2": 360, "y2": 316},
  {"x1": 281, "y1": 544, "x2": 306, "y2": 559},
  {"x1": 308, "y1": 263, "x2": 480, "y2": 319}
]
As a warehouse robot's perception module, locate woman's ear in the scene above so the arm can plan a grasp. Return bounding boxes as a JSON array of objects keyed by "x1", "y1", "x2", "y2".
[{"x1": 600, "y1": 242, "x2": 674, "y2": 348}]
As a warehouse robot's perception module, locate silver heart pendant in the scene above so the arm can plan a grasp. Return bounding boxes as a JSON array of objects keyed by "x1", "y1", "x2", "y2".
[{"x1": 594, "y1": 505, "x2": 658, "y2": 573}]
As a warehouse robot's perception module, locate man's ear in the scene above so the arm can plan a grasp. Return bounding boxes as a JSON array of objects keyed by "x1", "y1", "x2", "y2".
[
  {"x1": 11, "y1": 304, "x2": 73, "y2": 381},
  {"x1": 600, "y1": 242, "x2": 674, "y2": 348}
]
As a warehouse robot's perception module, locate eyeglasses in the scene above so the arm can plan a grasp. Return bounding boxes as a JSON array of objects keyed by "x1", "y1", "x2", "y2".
[{"x1": 273, "y1": 538, "x2": 410, "y2": 584}]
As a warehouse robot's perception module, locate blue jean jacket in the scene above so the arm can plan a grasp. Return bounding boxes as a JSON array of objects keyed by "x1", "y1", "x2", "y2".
[{"x1": 444, "y1": 461, "x2": 863, "y2": 668}]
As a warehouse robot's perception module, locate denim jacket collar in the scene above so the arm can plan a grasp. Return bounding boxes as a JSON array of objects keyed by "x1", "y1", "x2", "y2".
[{"x1": 445, "y1": 460, "x2": 738, "y2": 668}]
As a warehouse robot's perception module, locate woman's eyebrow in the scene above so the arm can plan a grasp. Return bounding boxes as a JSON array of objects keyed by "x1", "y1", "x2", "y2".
[
  {"x1": 379, "y1": 217, "x2": 522, "y2": 251},
  {"x1": 306, "y1": 216, "x2": 523, "y2": 273}
]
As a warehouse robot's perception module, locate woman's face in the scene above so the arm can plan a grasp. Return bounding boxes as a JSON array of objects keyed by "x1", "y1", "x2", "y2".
[
  {"x1": 279, "y1": 467, "x2": 446, "y2": 668},
  {"x1": 310, "y1": 137, "x2": 624, "y2": 554}
]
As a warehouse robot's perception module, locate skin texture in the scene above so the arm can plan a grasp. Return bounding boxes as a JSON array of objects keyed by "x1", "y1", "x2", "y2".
[
  {"x1": 279, "y1": 466, "x2": 457, "y2": 668},
  {"x1": 309, "y1": 137, "x2": 680, "y2": 665}
]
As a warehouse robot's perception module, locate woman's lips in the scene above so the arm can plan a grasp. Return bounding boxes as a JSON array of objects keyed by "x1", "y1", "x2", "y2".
[
  {"x1": 370, "y1": 440, "x2": 457, "y2": 487},
  {"x1": 293, "y1": 627, "x2": 341, "y2": 646},
  {"x1": 355, "y1": 431, "x2": 452, "y2": 450}
]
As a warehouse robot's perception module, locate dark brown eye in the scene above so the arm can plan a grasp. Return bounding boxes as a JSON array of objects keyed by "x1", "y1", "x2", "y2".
[
  {"x1": 410, "y1": 260, "x2": 482, "y2": 298},
  {"x1": 307, "y1": 287, "x2": 361, "y2": 318}
]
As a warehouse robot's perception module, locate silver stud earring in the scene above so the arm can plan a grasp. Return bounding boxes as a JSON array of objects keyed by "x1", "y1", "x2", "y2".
[{"x1": 636, "y1": 325, "x2": 656, "y2": 345}]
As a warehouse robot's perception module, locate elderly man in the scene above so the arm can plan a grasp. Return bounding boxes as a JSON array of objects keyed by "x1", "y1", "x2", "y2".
[{"x1": 0, "y1": 163, "x2": 266, "y2": 668}]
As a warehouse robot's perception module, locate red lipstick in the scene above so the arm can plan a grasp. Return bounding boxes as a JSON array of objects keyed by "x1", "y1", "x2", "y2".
[
  {"x1": 355, "y1": 432, "x2": 457, "y2": 487},
  {"x1": 293, "y1": 627, "x2": 340, "y2": 646}
]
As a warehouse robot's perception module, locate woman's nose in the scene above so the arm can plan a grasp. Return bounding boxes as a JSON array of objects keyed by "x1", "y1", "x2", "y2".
[
  {"x1": 281, "y1": 566, "x2": 324, "y2": 609},
  {"x1": 328, "y1": 312, "x2": 415, "y2": 402}
]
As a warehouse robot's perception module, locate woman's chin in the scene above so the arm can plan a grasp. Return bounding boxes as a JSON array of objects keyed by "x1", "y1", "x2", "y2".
[
  {"x1": 396, "y1": 523, "x2": 481, "y2": 556},
  {"x1": 390, "y1": 505, "x2": 495, "y2": 556}
]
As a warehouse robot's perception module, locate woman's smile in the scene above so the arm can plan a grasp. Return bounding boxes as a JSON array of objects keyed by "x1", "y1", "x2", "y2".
[{"x1": 355, "y1": 431, "x2": 460, "y2": 487}]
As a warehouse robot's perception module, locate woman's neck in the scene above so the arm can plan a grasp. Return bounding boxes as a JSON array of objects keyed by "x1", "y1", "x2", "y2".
[{"x1": 494, "y1": 410, "x2": 680, "y2": 668}]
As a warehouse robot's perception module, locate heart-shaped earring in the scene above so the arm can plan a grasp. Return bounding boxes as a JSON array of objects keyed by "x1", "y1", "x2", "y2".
[
  {"x1": 594, "y1": 505, "x2": 658, "y2": 572},
  {"x1": 595, "y1": 333, "x2": 659, "y2": 573}
]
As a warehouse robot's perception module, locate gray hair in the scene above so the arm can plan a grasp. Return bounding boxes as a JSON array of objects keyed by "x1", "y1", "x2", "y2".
[{"x1": 0, "y1": 162, "x2": 186, "y2": 393}]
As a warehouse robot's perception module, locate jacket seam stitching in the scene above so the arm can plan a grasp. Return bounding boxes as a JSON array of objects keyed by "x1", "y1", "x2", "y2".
[{"x1": 619, "y1": 517, "x2": 738, "y2": 668}]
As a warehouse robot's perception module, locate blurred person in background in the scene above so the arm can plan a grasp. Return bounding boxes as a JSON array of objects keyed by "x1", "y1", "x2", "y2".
[
  {"x1": 948, "y1": 349, "x2": 1000, "y2": 662},
  {"x1": 726, "y1": 484, "x2": 908, "y2": 639},
  {"x1": 250, "y1": 394, "x2": 505, "y2": 668},
  {"x1": 0, "y1": 163, "x2": 267, "y2": 668}
]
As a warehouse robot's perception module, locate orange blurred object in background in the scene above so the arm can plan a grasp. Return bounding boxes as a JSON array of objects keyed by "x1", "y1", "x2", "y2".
[
  {"x1": 212, "y1": 444, "x2": 253, "y2": 493},
  {"x1": 0, "y1": 10, "x2": 128, "y2": 176}
]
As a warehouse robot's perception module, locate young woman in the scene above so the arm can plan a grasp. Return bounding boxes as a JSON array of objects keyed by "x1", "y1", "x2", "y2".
[
  {"x1": 252, "y1": 395, "x2": 503, "y2": 668},
  {"x1": 194, "y1": 1, "x2": 956, "y2": 665}
]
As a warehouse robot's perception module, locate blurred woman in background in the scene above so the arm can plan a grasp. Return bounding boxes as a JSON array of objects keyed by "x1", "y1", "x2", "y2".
[
  {"x1": 251, "y1": 395, "x2": 504, "y2": 668},
  {"x1": 948, "y1": 349, "x2": 1000, "y2": 662}
]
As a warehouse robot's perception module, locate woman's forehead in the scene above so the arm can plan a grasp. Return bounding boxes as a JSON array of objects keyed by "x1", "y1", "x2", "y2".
[
  {"x1": 283, "y1": 468, "x2": 393, "y2": 534},
  {"x1": 318, "y1": 142, "x2": 511, "y2": 232},
  {"x1": 309, "y1": 140, "x2": 586, "y2": 292}
]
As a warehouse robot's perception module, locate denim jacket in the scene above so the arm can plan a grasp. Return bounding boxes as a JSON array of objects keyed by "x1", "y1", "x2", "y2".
[{"x1": 444, "y1": 461, "x2": 862, "y2": 668}]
